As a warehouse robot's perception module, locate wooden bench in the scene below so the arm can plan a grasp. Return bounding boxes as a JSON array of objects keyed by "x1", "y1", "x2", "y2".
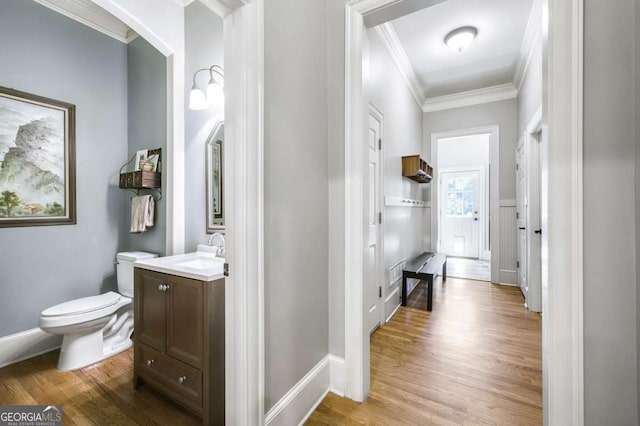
[{"x1": 402, "y1": 252, "x2": 447, "y2": 311}]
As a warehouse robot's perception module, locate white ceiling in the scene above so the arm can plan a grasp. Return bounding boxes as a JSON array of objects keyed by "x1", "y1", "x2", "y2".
[{"x1": 388, "y1": 0, "x2": 535, "y2": 98}]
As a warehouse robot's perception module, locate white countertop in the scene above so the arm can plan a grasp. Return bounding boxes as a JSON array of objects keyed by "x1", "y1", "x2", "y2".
[{"x1": 134, "y1": 250, "x2": 225, "y2": 282}]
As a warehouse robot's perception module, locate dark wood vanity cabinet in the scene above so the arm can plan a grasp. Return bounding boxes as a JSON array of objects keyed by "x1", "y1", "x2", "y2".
[{"x1": 134, "y1": 268, "x2": 224, "y2": 425}]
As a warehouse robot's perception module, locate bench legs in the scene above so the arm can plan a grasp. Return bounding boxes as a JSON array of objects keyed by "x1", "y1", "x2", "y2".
[
  {"x1": 443, "y1": 260, "x2": 447, "y2": 281},
  {"x1": 427, "y1": 277, "x2": 433, "y2": 311},
  {"x1": 401, "y1": 272, "x2": 408, "y2": 306}
]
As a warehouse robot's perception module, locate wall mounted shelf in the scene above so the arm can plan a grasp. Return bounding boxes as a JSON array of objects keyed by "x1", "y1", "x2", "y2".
[
  {"x1": 402, "y1": 155, "x2": 433, "y2": 183},
  {"x1": 119, "y1": 148, "x2": 162, "y2": 200}
]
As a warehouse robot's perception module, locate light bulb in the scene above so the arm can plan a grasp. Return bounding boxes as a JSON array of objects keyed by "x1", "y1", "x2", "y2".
[{"x1": 189, "y1": 87, "x2": 209, "y2": 110}]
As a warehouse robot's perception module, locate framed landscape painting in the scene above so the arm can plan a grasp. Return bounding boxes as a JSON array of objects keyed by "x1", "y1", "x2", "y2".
[{"x1": 0, "y1": 86, "x2": 76, "y2": 227}]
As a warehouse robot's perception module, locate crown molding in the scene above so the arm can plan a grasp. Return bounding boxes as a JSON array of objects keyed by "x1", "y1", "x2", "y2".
[
  {"x1": 33, "y1": 0, "x2": 136, "y2": 44},
  {"x1": 374, "y1": 23, "x2": 426, "y2": 108},
  {"x1": 348, "y1": 0, "x2": 402, "y2": 15},
  {"x1": 513, "y1": 0, "x2": 542, "y2": 90},
  {"x1": 422, "y1": 83, "x2": 518, "y2": 112},
  {"x1": 199, "y1": 0, "x2": 233, "y2": 17}
]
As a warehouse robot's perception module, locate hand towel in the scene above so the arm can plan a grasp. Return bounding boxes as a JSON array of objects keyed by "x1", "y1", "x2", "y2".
[{"x1": 130, "y1": 195, "x2": 155, "y2": 233}]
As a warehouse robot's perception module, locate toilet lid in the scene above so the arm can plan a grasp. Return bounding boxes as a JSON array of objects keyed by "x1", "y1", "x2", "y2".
[{"x1": 41, "y1": 292, "x2": 121, "y2": 317}]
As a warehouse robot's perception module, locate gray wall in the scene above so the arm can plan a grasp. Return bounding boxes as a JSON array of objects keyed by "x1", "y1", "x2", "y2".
[
  {"x1": 423, "y1": 99, "x2": 518, "y2": 201},
  {"x1": 517, "y1": 35, "x2": 542, "y2": 137},
  {"x1": 327, "y1": 0, "x2": 347, "y2": 360},
  {"x1": 264, "y1": 0, "x2": 329, "y2": 411},
  {"x1": 184, "y1": 2, "x2": 224, "y2": 251},
  {"x1": 367, "y1": 28, "x2": 425, "y2": 320},
  {"x1": 127, "y1": 37, "x2": 167, "y2": 255},
  {"x1": 584, "y1": 0, "x2": 638, "y2": 423},
  {"x1": 637, "y1": 0, "x2": 640, "y2": 418},
  {"x1": 0, "y1": 0, "x2": 128, "y2": 336}
]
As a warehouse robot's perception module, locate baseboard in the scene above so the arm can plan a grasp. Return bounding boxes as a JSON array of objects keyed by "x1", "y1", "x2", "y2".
[
  {"x1": 499, "y1": 269, "x2": 518, "y2": 286},
  {"x1": 329, "y1": 355, "x2": 346, "y2": 397},
  {"x1": 0, "y1": 328, "x2": 61, "y2": 368},
  {"x1": 264, "y1": 355, "x2": 331, "y2": 426}
]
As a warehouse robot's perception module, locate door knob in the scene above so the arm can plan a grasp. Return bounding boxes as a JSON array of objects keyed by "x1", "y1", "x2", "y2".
[
  {"x1": 519, "y1": 227, "x2": 526, "y2": 230},
  {"x1": 534, "y1": 229, "x2": 542, "y2": 235}
]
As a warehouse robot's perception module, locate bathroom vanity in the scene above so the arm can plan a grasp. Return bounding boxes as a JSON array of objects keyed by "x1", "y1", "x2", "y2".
[{"x1": 133, "y1": 251, "x2": 225, "y2": 425}]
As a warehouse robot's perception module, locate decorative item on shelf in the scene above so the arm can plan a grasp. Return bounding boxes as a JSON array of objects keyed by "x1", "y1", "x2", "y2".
[
  {"x1": 402, "y1": 155, "x2": 433, "y2": 184},
  {"x1": 119, "y1": 148, "x2": 162, "y2": 201},
  {"x1": 189, "y1": 65, "x2": 225, "y2": 111}
]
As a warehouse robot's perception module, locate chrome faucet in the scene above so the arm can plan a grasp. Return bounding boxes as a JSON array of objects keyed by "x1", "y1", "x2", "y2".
[{"x1": 207, "y1": 232, "x2": 226, "y2": 257}]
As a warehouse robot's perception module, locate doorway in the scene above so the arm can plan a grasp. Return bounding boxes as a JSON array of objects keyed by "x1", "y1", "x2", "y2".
[
  {"x1": 517, "y1": 109, "x2": 543, "y2": 312},
  {"x1": 344, "y1": 0, "x2": 584, "y2": 422}
]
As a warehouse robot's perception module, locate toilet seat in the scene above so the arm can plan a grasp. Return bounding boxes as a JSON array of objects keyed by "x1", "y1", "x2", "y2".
[{"x1": 39, "y1": 292, "x2": 131, "y2": 329}]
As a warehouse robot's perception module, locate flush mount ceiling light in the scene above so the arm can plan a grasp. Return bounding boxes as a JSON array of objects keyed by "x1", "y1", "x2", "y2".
[
  {"x1": 189, "y1": 65, "x2": 225, "y2": 110},
  {"x1": 444, "y1": 26, "x2": 478, "y2": 53}
]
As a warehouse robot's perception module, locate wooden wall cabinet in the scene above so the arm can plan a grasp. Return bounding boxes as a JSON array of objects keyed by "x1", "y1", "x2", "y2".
[
  {"x1": 134, "y1": 268, "x2": 224, "y2": 425},
  {"x1": 402, "y1": 155, "x2": 433, "y2": 183}
]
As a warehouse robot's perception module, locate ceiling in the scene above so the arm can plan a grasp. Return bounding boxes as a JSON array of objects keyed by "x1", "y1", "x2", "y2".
[{"x1": 386, "y1": 0, "x2": 536, "y2": 99}]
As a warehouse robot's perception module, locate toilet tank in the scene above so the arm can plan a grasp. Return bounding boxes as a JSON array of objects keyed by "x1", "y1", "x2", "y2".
[{"x1": 116, "y1": 252, "x2": 158, "y2": 297}]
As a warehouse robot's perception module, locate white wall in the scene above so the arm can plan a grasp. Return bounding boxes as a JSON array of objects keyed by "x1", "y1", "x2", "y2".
[
  {"x1": 184, "y1": 2, "x2": 224, "y2": 251},
  {"x1": 366, "y1": 28, "x2": 426, "y2": 321},
  {"x1": 518, "y1": 33, "x2": 542, "y2": 138},
  {"x1": 584, "y1": 0, "x2": 638, "y2": 423},
  {"x1": 264, "y1": 0, "x2": 329, "y2": 412},
  {"x1": 328, "y1": 0, "x2": 347, "y2": 361}
]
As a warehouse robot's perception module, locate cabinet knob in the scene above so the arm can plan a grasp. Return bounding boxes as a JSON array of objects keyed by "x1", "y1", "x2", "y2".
[
  {"x1": 157, "y1": 284, "x2": 170, "y2": 292},
  {"x1": 146, "y1": 359, "x2": 155, "y2": 366},
  {"x1": 165, "y1": 284, "x2": 170, "y2": 291},
  {"x1": 178, "y1": 375, "x2": 187, "y2": 384}
]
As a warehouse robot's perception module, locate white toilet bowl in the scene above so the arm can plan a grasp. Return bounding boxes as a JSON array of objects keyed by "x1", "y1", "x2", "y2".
[{"x1": 39, "y1": 251, "x2": 157, "y2": 371}]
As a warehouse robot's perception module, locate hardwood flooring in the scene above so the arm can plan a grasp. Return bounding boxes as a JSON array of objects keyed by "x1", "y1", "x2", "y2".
[
  {"x1": 0, "y1": 348, "x2": 200, "y2": 425},
  {"x1": 307, "y1": 277, "x2": 542, "y2": 425},
  {"x1": 0, "y1": 278, "x2": 540, "y2": 425}
]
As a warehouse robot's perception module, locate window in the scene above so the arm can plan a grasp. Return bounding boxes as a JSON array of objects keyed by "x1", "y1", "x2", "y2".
[{"x1": 445, "y1": 176, "x2": 474, "y2": 217}]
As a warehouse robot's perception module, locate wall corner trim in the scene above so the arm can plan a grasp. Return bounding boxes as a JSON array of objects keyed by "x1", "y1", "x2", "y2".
[
  {"x1": 329, "y1": 355, "x2": 347, "y2": 397},
  {"x1": 513, "y1": 0, "x2": 542, "y2": 90},
  {"x1": 422, "y1": 84, "x2": 518, "y2": 113},
  {"x1": 264, "y1": 355, "x2": 331, "y2": 426},
  {"x1": 0, "y1": 328, "x2": 62, "y2": 369}
]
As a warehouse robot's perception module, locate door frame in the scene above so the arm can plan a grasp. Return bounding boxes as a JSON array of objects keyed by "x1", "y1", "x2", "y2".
[
  {"x1": 368, "y1": 104, "x2": 386, "y2": 329},
  {"x1": 344, "y1": 1, "x2": 584, "y2": 424},
  {"x1": 525, "y1": 107, "x2": 543, "y2": 312},
  {"x1": 431, "y1": 126, "x2": 499, "y2": 279},
  {"x1": 438, "y1": 166, "x2": 487, "y2": 260}
]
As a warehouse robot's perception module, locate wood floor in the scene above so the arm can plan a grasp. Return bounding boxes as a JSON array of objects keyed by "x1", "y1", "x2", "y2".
[
  {"x1": 0, "y1": 278, "x2": 540, "y2": 425},
  {"x1": 307, "y1": 277, "x2": 542, "y2": 425},
  {"x1": 0, "y1": 348, "x2": 200, "y2": 425}
]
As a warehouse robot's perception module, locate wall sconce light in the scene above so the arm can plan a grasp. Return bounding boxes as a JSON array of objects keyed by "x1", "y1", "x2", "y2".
[{"x1": 189, "y1": 65, "x2": 225, "y2": 110}]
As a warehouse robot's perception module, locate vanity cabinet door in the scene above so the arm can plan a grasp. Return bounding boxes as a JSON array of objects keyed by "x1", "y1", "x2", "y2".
[
  {"x1": 166, "y1": 275, "x2": 204, "y2": 369},
  {"x1": 135, "y1": 269, "x2": 168, "y2": 352}
]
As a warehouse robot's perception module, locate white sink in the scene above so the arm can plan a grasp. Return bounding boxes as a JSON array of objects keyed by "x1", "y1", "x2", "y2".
[
  {"x1": 176, "y1": 257, "x2": 223, "y2": 270},
  {"x1": 134, "y1": 250, "x2": 225, "y2": 281}
]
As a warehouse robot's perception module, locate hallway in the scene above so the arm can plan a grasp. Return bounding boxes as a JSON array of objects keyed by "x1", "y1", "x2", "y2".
[{"x1": 308, "y1": 278, "x2": 542, "y2": 425}]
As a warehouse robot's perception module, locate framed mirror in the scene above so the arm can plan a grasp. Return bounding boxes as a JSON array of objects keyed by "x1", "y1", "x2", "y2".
[{"x1": 206, "y1": 121, "x2": 224, "y2": 232}]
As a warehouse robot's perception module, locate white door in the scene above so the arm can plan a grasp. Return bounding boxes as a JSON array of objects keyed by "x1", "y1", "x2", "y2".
[
  {"x1": 365, "y1": 108, "x2": 383, "y2": 334},
  {"x1": 440, "y1": 170, "x2": 480, "y2": 258},
  {"x1": 516, "y1": 142, "x2": 528, "y2": 304}
]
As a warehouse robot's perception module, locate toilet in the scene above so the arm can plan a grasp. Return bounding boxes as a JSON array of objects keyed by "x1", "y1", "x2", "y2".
[{"x1": 39, "y1": 251, "x2": 157, "y2": 371}]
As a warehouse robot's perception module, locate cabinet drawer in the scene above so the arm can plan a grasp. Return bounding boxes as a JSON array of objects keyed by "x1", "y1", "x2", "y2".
[{"x1": 138, "y1": 344, "x2": 203, "y2": 406}]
